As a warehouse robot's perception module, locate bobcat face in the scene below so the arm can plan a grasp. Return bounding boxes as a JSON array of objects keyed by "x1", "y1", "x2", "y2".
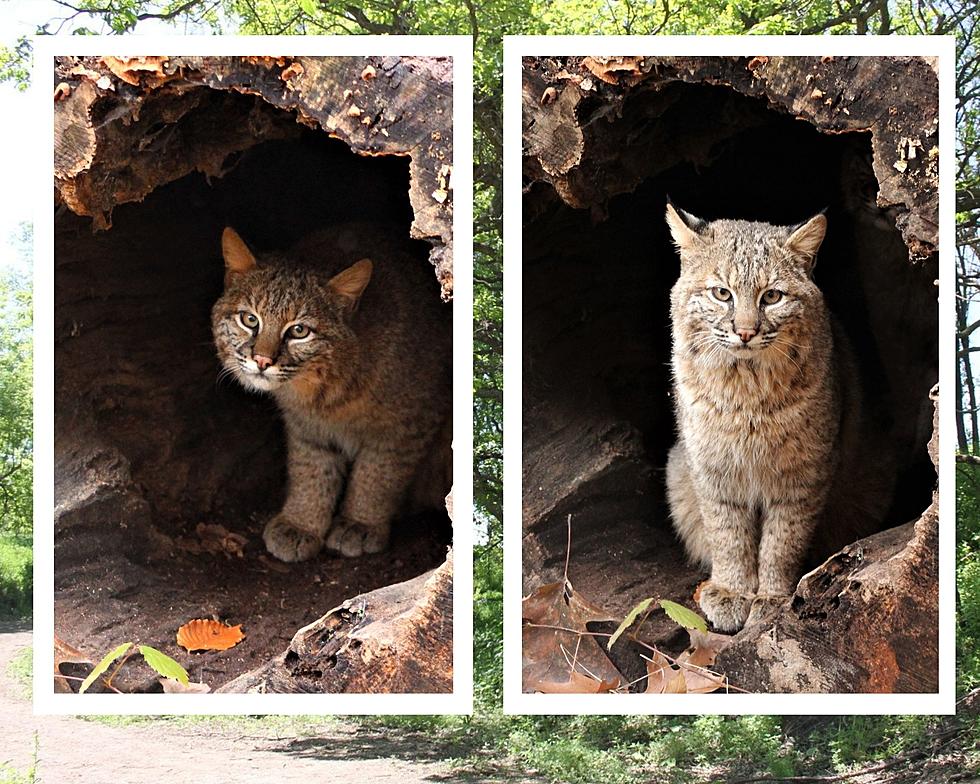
[
  {"x1": 211, "y1": 229, "x2": 371, "y2": 396},
  {"x1": 665, "y1": 205, "x2": 828, "y2": 365}
]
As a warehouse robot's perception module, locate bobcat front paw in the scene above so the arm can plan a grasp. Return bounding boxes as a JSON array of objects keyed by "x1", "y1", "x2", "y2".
[
  {"x1": 324, "y1": 517, "x2": 390, "y2": 558},
  {"x1": 698, "y1": 582, "x2": 754, "y2": 633},
  {"x1": 263, "y1": 514, "x2": 324, "y2": 562}
]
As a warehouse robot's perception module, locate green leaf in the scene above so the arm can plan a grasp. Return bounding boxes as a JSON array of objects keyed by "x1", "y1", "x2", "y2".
[
  {"x1": 79, "y1": 642, "x2": 132, "y2": 694},
  {"x1": 660, "y1": 600, "x2": 708, "y2": 632},
  {"x1": 607, "y1": 597, "x2": 655, "y2": 650},
  {"x1": 138, "y1": 645, "x2": 189, "y2": 685}
]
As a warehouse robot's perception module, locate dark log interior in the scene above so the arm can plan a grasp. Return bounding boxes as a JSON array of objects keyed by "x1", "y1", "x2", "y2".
[
  {"x1": 54, "y1": 88, "x2": 451, "y2": 691},
  {"x1": 522, "y1": 81, "x2": 938, "y2": 654}
]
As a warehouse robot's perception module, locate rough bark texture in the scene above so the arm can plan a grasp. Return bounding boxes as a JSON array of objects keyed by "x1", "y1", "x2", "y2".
[
  {"x1": 53, "y1": 55, "x2": 454, "y2": 693},
  {"x1": 55, "y1": 55, "x2": 454, "y2": 293},
  {"x1": 522, "y1": 56, "x2": 940, "y2": 692},
  {"x1": 217, "y1": 553, "x2": 453, "y2": 693}
]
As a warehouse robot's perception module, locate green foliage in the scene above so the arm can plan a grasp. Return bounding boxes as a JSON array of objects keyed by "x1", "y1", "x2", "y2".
[
  {"x1": 608, "y1": 597, "x2": 654, "y2": 649},
  {"x1": 8, "y1": 2, "x2": 980, "y2": 783},
  {"x1": 0, "y1": 37, "x2": 31, "y2": 91},
  {"x1": 0, "y1": 264, "x2": 32, "y2": 539},
  {"x1": 659, "y1": 599, "x2": 707, "y2": 632},
  {"x1": 958, "y1": 463, "x2": 980, "y2": 692},
  {"x1": 819, "y1": 715, "x2": 937, "y2": 767},
  {"x1": 0, "y1": 537, "x2": 32, "y2": 619},
  {"x1": 138, "y1": 645, "x2": 189, "y2": 684},
  {"x1": 79, "y1": 643, "x2": 190, "y2": 692},
  {"x1": 79, "y1": 642, "x2": 134, "y2": 693}
]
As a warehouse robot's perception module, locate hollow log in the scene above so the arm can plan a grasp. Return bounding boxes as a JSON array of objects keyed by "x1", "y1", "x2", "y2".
[
  {"x1": 218, "y1": 552, "x2": 453, "y2": 693},
  {"x1": 53, "y1": 55, "x2": 454, "y2": 693},
  {"x1": 522, "y1": 56, "x2": 940, "y2": 692}
]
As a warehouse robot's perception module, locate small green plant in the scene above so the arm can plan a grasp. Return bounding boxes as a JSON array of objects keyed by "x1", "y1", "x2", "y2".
[
  {"x1": 0, "y1": 536, "x2": 32, "y2": 619},
  {"x1": 608, "y1": 597, "x2": 707, "y2": 650},
  {"x1": 77, "y1": 642, "x2": 189, "y2": 693}
]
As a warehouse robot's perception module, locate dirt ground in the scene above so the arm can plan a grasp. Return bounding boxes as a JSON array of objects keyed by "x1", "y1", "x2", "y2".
[
  {"x1": 3, "y1": 625, "x2": 503, "y2": 783},
  {"x1": 55, "y1": 512, "x2": 450, "y2": 692}
]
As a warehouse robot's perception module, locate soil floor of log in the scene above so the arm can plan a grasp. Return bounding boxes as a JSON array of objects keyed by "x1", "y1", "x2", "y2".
[{"x1": 54, "y1": 513, "x2": 450, "y2": 692}]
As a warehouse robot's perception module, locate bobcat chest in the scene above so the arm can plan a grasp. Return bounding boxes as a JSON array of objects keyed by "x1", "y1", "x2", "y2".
[{"x1": 677, "y1": 360, "x2": 832, "y2": 486}]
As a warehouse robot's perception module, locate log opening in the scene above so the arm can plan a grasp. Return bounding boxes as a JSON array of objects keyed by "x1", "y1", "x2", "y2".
[
  {"x1": 54, "y1": 69, "x2": 452, "y2": 692},
  {"x1": 523, "y1": 60, "x2": 939, "y2": 691}
]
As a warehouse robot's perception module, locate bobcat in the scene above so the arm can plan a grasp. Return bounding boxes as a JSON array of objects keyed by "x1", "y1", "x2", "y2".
[
  {"x1": 212, "y1": 224, "x2": 451, "y2": 562},
  {"x1": 664, "y1": 203, "x2": 889, "y2": 632}
]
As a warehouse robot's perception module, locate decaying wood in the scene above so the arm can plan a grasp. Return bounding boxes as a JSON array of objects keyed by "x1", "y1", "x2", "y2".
[
  {"x1": 54, "y1": 54, "x2": 454, "y2": 296},
  {"x1": 218, "y1": 553, "x2": 453, "y2": 693},
  {"x1": 52, "y1": 54, "x2": 455, "y2": 693},
  {"x1": 522, "y1": 55, "x2": 940, "y2": 693},
  {"x1": 523, "y1": 55, "x2": 939, "y2": 258}
]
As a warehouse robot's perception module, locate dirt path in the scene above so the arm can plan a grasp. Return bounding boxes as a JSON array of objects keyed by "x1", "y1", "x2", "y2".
[{"x1": 2, "y1": 627, "x2": 477, "y2": 783}]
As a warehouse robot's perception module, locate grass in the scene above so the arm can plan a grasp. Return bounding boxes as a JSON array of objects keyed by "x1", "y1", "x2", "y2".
[{"x1": 0, "y1": 535, "x2": 31, "y2": 620}]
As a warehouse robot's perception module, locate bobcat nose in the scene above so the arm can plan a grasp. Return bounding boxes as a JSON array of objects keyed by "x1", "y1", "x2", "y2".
[
  {"x1": 735, "y1": 327, "x2": 757, "y2": 344},
  {"x1": 254, "y1": 354, "x2": 274, "y2": 371}
]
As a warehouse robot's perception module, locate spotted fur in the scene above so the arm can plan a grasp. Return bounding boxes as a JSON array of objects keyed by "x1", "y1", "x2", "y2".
[
  {"x1": 212, "y1": 224, "x2": 451, "y2": 561},
  {"x1": 664, "y1": 204, "x2": 887, "y2": 633}
]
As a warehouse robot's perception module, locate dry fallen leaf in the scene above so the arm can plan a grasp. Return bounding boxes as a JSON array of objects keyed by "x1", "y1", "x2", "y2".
[
  {"x1": 161, "y1": 678, "x2": 211, "y2": 693},
  {"x1": 522, "y1": 580, "x2": 623, "y2": 693},
  {"x1": 643, "y1": 649, "x2": 686, "y2": 694},
  {"x1": 675, "y1": 628, "x2": 732, "y2": 693},
  {"x1": 54, "y1": 635, "x2": 92, "y2": 693},
  {"x1": 177, "y1": 619, "x2": 245, "y2": 652},
  {"x1": 54, "y1": 82, "x2": 71, "y2": 101},
  {"x1": 535, "y1": 670, "x2": 618, "y2": 694},
  {"x1": 176, "y1": 522, "x2": 248, "y2": 559}
]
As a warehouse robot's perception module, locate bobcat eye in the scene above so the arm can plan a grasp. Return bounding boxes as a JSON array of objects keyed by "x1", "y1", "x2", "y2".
[
  {"x1": 238, "y1": 311, "x2": 259, "y2": 329},
  {"x1": 711, "y1": 287, "x2": 732, "y2": 302},
  {"x1": 288, "y1": 324, "x2": 311, "y2": 339},
  {"x1": 761, "y1": 289, "x2": 783, "y2": 305}
]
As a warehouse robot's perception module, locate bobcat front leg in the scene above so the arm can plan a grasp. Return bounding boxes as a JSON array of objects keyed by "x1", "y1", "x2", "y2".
[
  {"x1": 747, "y1": 500, "x2": 820, "y2": 626},
  {"x1": 698, "y1": 497, "x2": 759, "y2": 633},
  {"x1": 325, "y1": 444, "x2": 422, "y2": 558},
  {"x1": 263, "y1": 434, "x2": 347, "y2": 562}
]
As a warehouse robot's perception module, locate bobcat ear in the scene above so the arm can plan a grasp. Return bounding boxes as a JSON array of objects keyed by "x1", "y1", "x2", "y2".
[
  {"x1": 328, "y1": 258, "x2": 373, "y2": 309},
  {"x1": 222, "y1": 227, "x2": 257, "y2": 282},
  {"x1": 785, "y1": 212, "x2": 827, "y2": 272},
  {"x1": 665, "y1": 202, "x2": 707, "y2": 253}
]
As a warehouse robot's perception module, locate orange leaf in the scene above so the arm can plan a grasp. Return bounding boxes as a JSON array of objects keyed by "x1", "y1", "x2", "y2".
[{"x1": 176, "y1": 619, "x2": 245, "y2": 652}]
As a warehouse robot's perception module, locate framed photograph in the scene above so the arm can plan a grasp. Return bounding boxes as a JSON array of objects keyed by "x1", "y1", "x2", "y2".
[
  {"x1": 504, "y1": 35, "x2": 955, "y2": 714},
  {"x1": 34, "y1": 35, "x2": 473, "y2": 714}
]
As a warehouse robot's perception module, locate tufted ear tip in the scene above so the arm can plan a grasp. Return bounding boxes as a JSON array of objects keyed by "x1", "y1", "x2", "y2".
[{"x1": 665, "y1": 202, "x2": 707, "y2": 253}]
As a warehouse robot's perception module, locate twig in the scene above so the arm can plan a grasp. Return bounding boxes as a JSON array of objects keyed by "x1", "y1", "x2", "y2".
[{"x1": 562, "y1": 513, "x2": 572, "y2": 585}]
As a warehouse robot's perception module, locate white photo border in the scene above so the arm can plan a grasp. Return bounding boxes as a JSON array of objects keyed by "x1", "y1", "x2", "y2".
[
  {"x1": 33, "y1": 34, "x2": 473, "y2": 716},
  {"x1": 503, "y1": 34, "x2": 956, "y2": 716}
]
